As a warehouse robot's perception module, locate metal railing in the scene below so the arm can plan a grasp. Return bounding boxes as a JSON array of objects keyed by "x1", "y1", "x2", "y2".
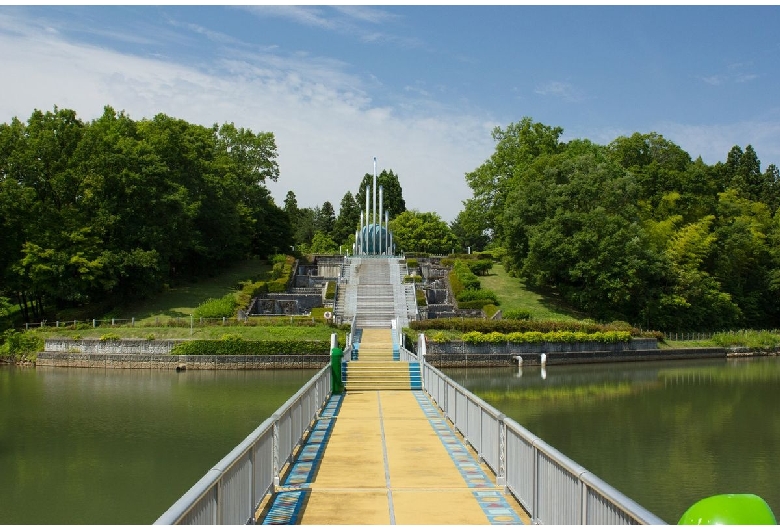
[
  {"x1": 154, "y1": 365, "x2": 331, "y2": 525},
  {"x1": 420, "y1": 359, "x2": 667, "y2": 525}
]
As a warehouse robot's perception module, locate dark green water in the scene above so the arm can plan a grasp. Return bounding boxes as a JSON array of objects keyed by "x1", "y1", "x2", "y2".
[
  {"x1": 444, "y1": 356, "x2": 780, "y2": 524},
  {"x1": 0, "y1": 366, "x2": 317, "y2": 524}
]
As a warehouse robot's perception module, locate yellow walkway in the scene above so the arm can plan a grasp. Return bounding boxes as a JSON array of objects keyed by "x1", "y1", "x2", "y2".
[
  {"x1": 299, "y1": 390, "x2": 527, "y2": 525},
  {"x1": 256, "y1": 328, "x2": 529, "y2": 525},
  {"x1": 257, "y1": 390, "x2": 530, "y2": 525}
]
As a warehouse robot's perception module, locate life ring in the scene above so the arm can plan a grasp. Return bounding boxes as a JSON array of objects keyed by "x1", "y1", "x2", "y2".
[{"x1": 323, "y1": 311, "x2": 333, "y2": 319}]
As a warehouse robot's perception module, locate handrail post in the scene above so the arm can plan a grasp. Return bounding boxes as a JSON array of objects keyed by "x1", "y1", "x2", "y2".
[
  {"x1": 272, "y1": 415, "x2": 280, "y2": 489},
  {"x1": 497, "y1": 414, "x2": 507, "y2": 488}
]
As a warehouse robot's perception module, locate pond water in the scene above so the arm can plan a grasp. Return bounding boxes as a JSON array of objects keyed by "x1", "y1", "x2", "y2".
[
  {"x1": 443, "y1": 356, "x2": 780, "y2": 524},
  {"x1": 0, "y1": 365, "x2": 317, "y2": 524}
]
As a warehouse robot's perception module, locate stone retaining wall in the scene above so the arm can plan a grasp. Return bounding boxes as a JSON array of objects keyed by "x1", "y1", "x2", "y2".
[
  {"x1": 44, "y1": 339, "x2": 181, "y2": 354},
  {"x1": 36, "y1": 352, "x2": 329, "y2": 370}
]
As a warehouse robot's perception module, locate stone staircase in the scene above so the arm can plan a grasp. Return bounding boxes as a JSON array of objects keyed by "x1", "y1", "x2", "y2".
[
  {"x1": 344, "y1": 329, "x2": 421, "y2": 391},
  {"x1": 333, "y1": 256, "x2": 418, "y2": 329}
]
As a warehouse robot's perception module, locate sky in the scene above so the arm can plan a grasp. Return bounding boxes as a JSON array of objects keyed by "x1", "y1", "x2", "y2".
[{"x1": 2, "y1": 4, "x2": 780, "y2": 222}]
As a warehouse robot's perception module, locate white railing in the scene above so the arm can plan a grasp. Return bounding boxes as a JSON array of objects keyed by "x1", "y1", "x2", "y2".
[
  {"x1": 420, "y1": 360, "x2": 667, "y2": 525},
  {"x1": 154, "y1": 365, "x2": 331, "y2": 525}
]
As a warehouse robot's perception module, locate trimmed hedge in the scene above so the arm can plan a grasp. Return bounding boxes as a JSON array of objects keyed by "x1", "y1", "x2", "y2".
[
  {"x1": 171, "y1": 337, "x2": 334, "y2": 356},
  {"x1": 410, "y1": 317, "x2": 643, "y2": 335},
  {"x1": 503, "y1": 309, "x2": 532, "y2": 320},
  {"x1": 461, "y1": 330, "x2": 632, "y2": 344},
  {"x1": 325, "y1": 281, "x2": 336, "y2": 300},
  {"x1": 416, "y1": 289, "x2": 427, "y2": 307},
  {"x1": 457, "y1": 299, "x2": 496, "y2": 310},
  {"x1": 456, "y1": 288, "x2": 498, "y2": 304}
]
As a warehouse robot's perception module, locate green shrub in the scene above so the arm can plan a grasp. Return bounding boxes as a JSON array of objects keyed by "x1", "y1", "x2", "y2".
[
  {"x1": 457, "y1": 299, "x2": 495, "y2": 310},
  {"x1": 503, "y1": 309, "x2": 532, "y2": 320},
  {"x1": 194, "y1": 294, "x2": 238, "y2": 319},
  {"x1": 99, "y1": 332, "x2": 121, "y2": 342},
  {"x1": 410, "y1": 318, "x2": 645, "y2": 336},
  {"x1": 171, "y1": 338, "x2": 333, "y2": 356},
  {"x1": 459, "y1": 330, "x2": 632, "y2": 345},
  {"x1": 467, "y1": 259, "x2": 493, "y2": 276},
  {"x1": 325, "y1": 282, "x2": 336, "y2": 300},
  {"x1": 416, "y1": 289, "x2": 427, "y2": 307},
  {"x1": 456, "y1": 289, "x2": 498, "y2": 304},
  {"x1": 1, "y1": 330, "x2": 44, "y2": 360},
  {"x1": 406, "y1": 258, "x2": 418, "y2": 269},
  {"x1": 404, "y1": 275, "x2": 422, "y2": 283},
  {"x1": 483, "y1": 304, "x2": 500, "y2": 318}
]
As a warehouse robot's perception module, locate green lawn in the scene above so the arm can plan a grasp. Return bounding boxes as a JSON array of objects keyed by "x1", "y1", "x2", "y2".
[
  {"x1": 479, "y1": 264, "x2": 588, "y2": 321},
  {"x1": 29, "y1": 321, "x2": 338, "y2": 342}
]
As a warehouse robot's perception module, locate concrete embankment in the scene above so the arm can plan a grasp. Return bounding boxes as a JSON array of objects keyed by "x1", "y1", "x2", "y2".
[
  {"x1": 37, "y1": 339, "x2": 328, "y2": 369},
  {"x1": 36, "y1": 351, "x2": 329, "y2": 369}
]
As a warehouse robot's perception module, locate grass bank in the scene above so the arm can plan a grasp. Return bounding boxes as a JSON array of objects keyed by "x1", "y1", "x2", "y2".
[{"x1": 479, "y1": 264, "x2": 587, "y2": 322}]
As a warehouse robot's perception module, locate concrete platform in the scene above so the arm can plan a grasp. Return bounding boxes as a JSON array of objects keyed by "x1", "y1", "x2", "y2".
[{"x1": 257, "y1": 390, "x2": 530, "y2": 525}]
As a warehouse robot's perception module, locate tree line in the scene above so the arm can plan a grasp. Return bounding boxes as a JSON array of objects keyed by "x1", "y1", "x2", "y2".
[
  {"x1": 0, "y1": 106, "x2": 291, "y2": 322},
  {"x1": 458, "y1": 117, "x2": 780, "y2": 331},
  {"x1": 0, "y1": 105, "x2": 453, "y2": 325}
]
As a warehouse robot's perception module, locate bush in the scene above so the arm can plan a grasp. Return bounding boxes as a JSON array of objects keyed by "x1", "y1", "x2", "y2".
[
  {"x1": 194, "y1": 294, "x2": 238, "y2": 319},
  {"x1": 404, "y1": 275, "x2": 422, "y2": 283},
  {"x1": 459, "y1": 330, "x2": 632, "y2": 345},
  {"x1": 456, "y1": 288, "x2": 498, "y2": 304},
  {"x1": 406, "y1": 258, "x2": 418, "y2": 269},
  {"x1": 467, "y1": 259, "x2": 493, "y2": 276},
  {"x1": 457, "y1": 299, "x2": 495, "y2": 310},
  {"x1": 410, "y1": 317, "x2": 645, "y2": 336},
  {"x1": 1, "y1": 330, "x2": 44, "y2": 360},
  {"x1": 325, "y1": 282, "x2": 336, "y2": 300},
  {"x1": 483, "y1": 304, "x2": 500, "y2": 318},
  {"x1": 99, "y1": 332, "x2": 121, "y2": 342},
  {"x1": 416, "y1": 289, "x2": 427, "y2": 307},
  {"x1": 503, "y1": 309, "x2": 532, "y2": 320},
  {"x1": 171, "y1": 338, "x2": 333, "y2": 356}
]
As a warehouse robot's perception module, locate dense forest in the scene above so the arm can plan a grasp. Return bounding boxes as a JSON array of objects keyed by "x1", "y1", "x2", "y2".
[
  {"x1": 2, "y1": 107, "x2": 779, "y2": 331},
  {"x1": 456, "y1": 117, "x2": 780, "y2": 330},
  {"x1": 0, "y1": 106, "x2": 291, "y2": 322}
]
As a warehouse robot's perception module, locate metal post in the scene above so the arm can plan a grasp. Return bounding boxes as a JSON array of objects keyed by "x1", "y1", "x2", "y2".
[
  {"x1": 385, "y1": 210, "x2": 389, "y2": 256},
  {"x1": 373, "y1": 157, "x2": 377, "y2": 255},
  {"x1": 365, "y1": 185, "x2": 370, "y2": 254},
  {"x1": 379, "y1": 185, "x2": 384, "y2": 254}
]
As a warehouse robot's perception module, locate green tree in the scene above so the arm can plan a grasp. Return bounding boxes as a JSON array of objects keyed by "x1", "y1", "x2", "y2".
[
  {"x1": 464, "y1": 117, "x2": 564, "y2": 244},
  {"x1": 451, "y1": 199, "x2": 491, "y2": 253},
  {"x1": 388, "y1": 210, "x2": 458, "y2": 255},
  {"x1": 315, "y1": 201, "x2": 336, "y2": 236},
  {"x1": 332, "y1": 191, "x2": 361, "y2": 245},
  {"x1": 308, "y1": 231, "x2": 339, "y2": 254},
  {"x1": 355, "y1": 169, "x2": 406, "y2": 221}
]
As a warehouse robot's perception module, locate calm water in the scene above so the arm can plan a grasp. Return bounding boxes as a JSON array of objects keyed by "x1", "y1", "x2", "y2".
[
  {"x1": 444, "y1": 357, "x2": 780, "y2": 524},
  {"x1": 0, "y1": 365, "x2": 317, "y2": 524}
]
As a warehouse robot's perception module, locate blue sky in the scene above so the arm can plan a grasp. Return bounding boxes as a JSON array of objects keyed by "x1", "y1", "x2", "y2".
[{"x1": 2, "y1": 5, "x2": 779, "y2": 222}]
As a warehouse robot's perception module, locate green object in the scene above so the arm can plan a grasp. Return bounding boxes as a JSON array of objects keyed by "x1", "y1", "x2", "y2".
[
  {"x1": 330, "y1": 346, "x2": 344, "y2": 394},
  {"x1": 678, "y1": 494, "x2": 776, "y2": 525}
]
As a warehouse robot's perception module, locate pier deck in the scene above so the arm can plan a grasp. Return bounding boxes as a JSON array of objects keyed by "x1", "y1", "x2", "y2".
[{"x1": 256, "y1": 329, "x2": 529, "y2": 525}]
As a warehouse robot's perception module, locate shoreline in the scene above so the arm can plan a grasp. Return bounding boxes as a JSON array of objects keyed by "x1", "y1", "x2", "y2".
[{"x1": 19, "y1": 346, "x2": 778, "y2": 370}]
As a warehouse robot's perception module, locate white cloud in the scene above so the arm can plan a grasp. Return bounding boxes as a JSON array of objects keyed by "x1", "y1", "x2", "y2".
[
  {"x1": 0, "y1": 12, "x2": 491, "y2": 222},
  {"x1": 534, "y1": 81, "x2": 584, "y2": 103},
  {"x1": 655, "y1": 120, "x2": 780, "y2": 166}
]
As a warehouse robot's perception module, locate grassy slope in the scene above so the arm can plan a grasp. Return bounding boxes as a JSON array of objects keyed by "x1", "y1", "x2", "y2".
[
  {"x1": 33, "y1": 258, "x2": 337, "y2": 342},
  {"x1": 116, "y1": 258, "x2": 271, "y2": 323},
  {"x1": 479, "y1": 263, "x2": 588, "y2": 322}
]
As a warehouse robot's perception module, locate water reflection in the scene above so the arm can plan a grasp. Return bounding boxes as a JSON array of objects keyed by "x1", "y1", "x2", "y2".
[
  {"x1": 444, "y1": 356, "x2": 780, "y2": 524},
  {"x1": 0, "y1": 366, "x2": 318, "y2": 524}
]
